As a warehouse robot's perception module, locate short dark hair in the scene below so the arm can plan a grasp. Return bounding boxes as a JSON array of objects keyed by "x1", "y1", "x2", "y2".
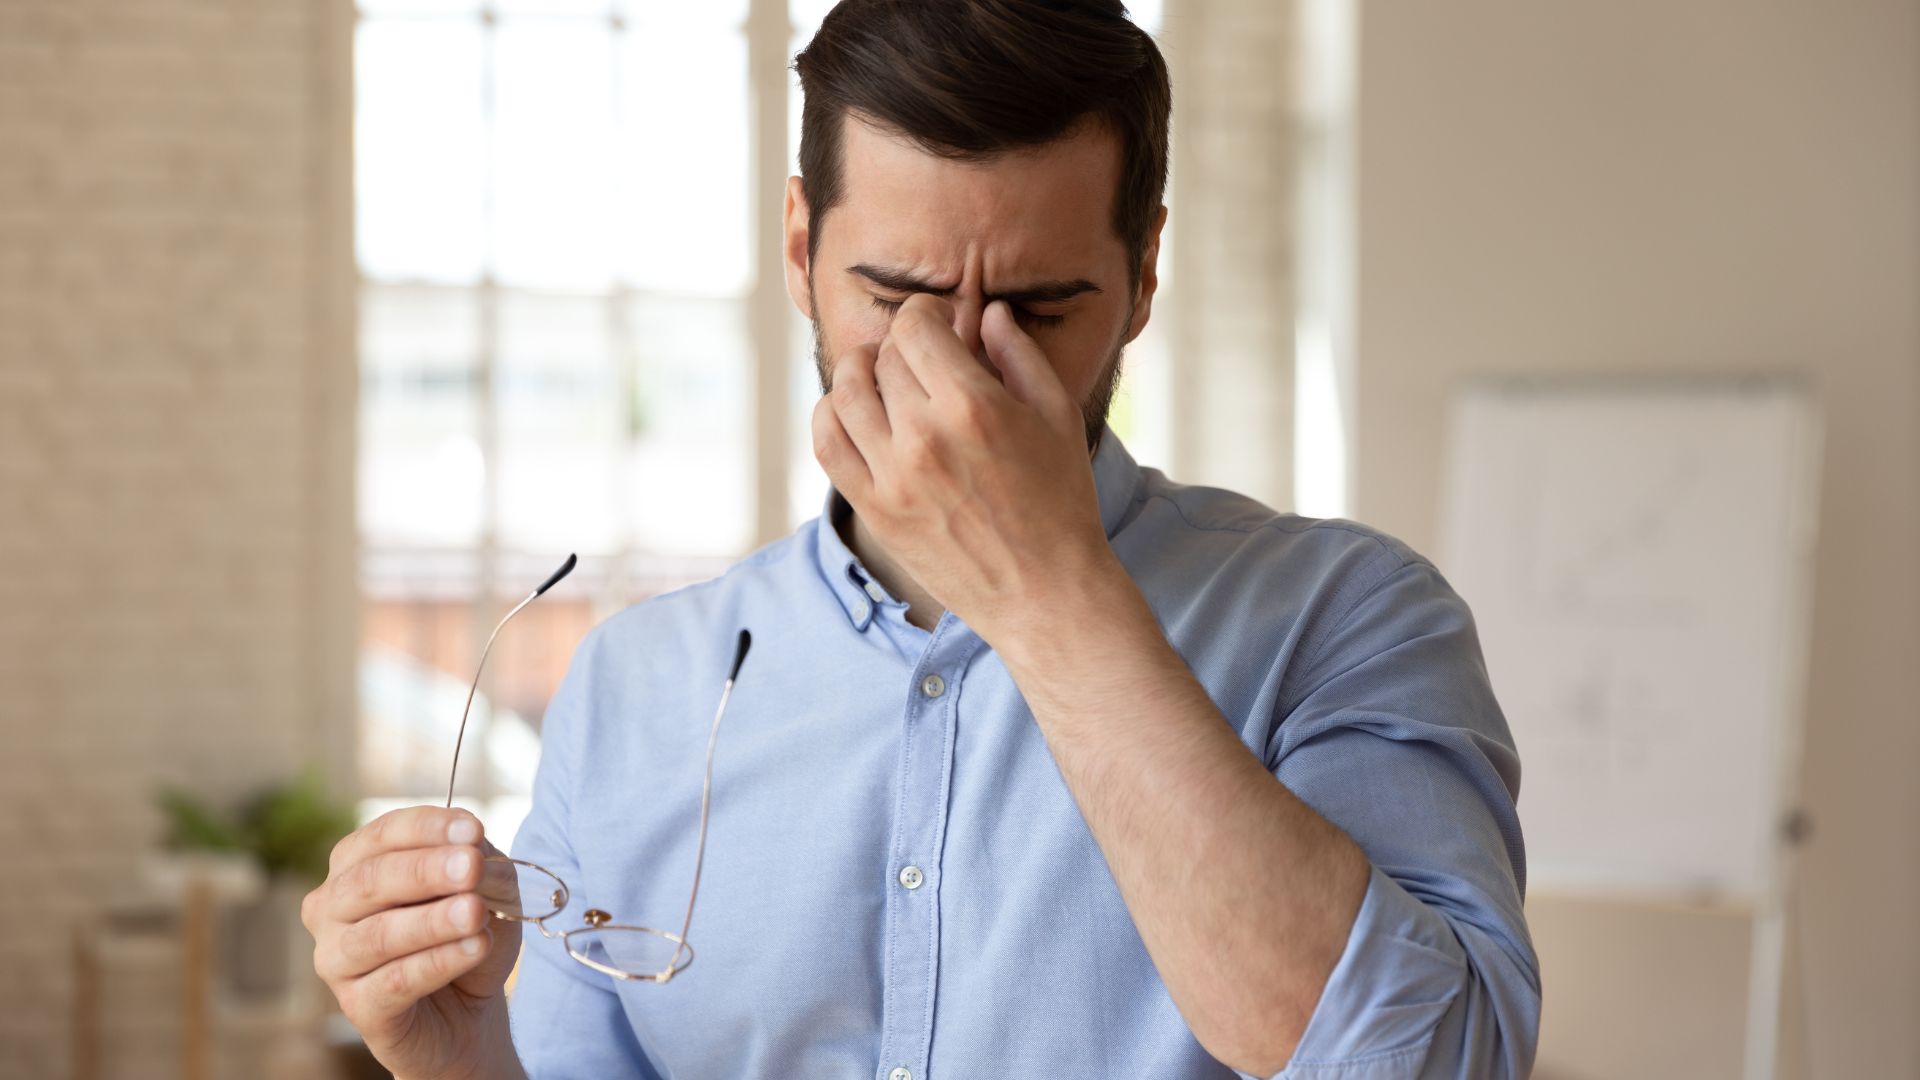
[{"x1": 793, "y1": 0, "x2": 1171, "y2": 286}]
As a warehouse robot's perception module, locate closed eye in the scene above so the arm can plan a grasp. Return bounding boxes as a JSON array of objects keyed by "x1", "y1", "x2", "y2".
[{"x1": 868, "y1": 295, "x2": 1066, "y2": 329}]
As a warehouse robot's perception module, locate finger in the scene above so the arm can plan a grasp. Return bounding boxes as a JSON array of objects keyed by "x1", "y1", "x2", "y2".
[
  {"x1": 327, "y1": 843, "x2": 485, "y2": 925},
  {"x1": 891, "y1": 293, "x2": 998, "y2": 399},
  {"x1": 323, "y1": 892, "x2": 489, "y2": 981},
  {"x1": 813, "y1": 393, "x2": 874, "y2": 505},
  {"x1": 346, "y1": 927, "x2": 496, "y2": 1037},
  {"x1": 826, "y1": 343, "x2": 891, "y2": 455},
  {"x1": 983, "y1": 300, "x2": 1072, "y2": 416},
  {"x1": 873, "y1": 336, "x2": 930, "y2": 410},
  {"x1": 329, "y1": 806, "x2": 483, "y2": 877}
]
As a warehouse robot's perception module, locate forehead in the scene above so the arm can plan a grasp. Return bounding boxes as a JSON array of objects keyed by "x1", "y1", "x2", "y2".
[{"x1": 826, "y1": 112, "x2": 1127, "y2": 278}]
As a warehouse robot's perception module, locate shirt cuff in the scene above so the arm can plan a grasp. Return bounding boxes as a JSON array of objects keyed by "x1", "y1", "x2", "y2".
[{"x1": 1231, "y1": 865, "x2": 1468, "y2": 1079}]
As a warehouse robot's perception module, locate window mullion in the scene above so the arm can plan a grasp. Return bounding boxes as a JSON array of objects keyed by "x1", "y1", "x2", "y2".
[
  {"x1": 471, "y1": 4, "x2": 501, "y2": 812},
  {"x1": 747, "y1": 0, "x2": 791, "y2": 547}
]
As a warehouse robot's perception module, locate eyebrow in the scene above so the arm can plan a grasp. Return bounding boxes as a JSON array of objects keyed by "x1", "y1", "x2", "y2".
[{"x1": 847, "y1": 263, "x2": 1103, "y2": 305}]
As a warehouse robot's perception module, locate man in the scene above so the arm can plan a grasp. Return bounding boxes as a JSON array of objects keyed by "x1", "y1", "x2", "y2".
[{"x1": 302, "y1": 2, "x2": 1541, "y2": 1077}]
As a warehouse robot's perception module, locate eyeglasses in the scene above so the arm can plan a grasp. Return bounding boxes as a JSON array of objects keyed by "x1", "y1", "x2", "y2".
[{"x1": 445, "y1": 553, "x2": 752, "y2": 983}]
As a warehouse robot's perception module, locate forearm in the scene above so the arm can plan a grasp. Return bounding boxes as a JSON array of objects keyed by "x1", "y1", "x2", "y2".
[{"x1": 994, "y1": 557, "x2": 1370, "y2": 1076}]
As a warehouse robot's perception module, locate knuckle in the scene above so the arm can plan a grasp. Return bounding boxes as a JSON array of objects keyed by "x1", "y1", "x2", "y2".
[
  {"x1": 431, "y1": 937, "x2": 464, "y2": 981},
  {"x1": 899, "y1": 428, "x2": 937, "y2": 468},
  {"x1": 324, "y1": 926, "x2": 353, "y2": 974},
  {"x1": 951, "y1": 392, "x2": 989, "y2": 433},
  {"x1": 310, "y1": 941, "x2": 334, "y2": 982},
  {"x1": 830, "y1": 376, "x2": 861, "y2": 407},
  {"x1": 381, "y1": 957, "x2": 412, "y2": 1000},
  {"x1": 346, "y1": 857, "x2": 380, "y2": 906},
  {"x1": 432, "y1": 896, "x2": 456, "y2": 938},
  {"x1": 355, "y1": 916, "x2": 390, "y2": 969},
  {"x1": 411, "y1": 848, "x2": 438, "y2": 890},
  {"x1": 368, "y1": 811, "x2": 396, "y2": 849},
  {"x1": 837, "y1": 343, "x2": 874, "y2": 373},
  {"x1": 327, "y1": 833, "x2": 352, "y2": 874},
  {"x1": 893, "y1": 305, "x2": 930, "y2": 339},
  {"x1": 314, "y1": 929, "x2": 349, "y2": 983}
]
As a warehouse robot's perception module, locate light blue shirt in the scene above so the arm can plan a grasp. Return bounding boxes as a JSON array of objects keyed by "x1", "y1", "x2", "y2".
[{"x1": 507, "y1": 425, "x2": 1540, "y2": 1079}]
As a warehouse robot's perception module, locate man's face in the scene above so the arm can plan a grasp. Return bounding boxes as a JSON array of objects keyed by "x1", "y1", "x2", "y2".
[{"x1": 782, "y1": 113, "x2": 1164, "y2": 455}]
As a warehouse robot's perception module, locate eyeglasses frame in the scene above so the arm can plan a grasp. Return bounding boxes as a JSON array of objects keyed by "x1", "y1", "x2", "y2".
[{"x1": 443, "y1": 552, "x2": 751, "y2": 984}]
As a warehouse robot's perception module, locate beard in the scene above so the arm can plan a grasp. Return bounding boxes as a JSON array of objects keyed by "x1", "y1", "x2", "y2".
[{"x1": 808, "y1": 292, "x2": 1131, "y2": 458}]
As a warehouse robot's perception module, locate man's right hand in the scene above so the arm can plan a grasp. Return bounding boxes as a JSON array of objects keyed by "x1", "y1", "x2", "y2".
[{"x1": 302, "y1": 806, "x2": 526, "y2": 1080}]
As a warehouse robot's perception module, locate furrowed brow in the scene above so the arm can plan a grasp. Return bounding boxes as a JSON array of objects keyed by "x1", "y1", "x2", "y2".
[
  {"x1": 993, "y1": 279, "x2": 1102, "y2": 305},
  {"x1": 848, "y1": 264, "x2": 958, "y2": 297},
  {"x1": 848, "y1": 264, "x2": 1102, "y2": 306}
]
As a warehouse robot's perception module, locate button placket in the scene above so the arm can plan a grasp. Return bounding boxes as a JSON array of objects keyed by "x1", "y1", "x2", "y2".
[{"x1": 878, "y1": 629, "x2": 978, "y2": 1080}]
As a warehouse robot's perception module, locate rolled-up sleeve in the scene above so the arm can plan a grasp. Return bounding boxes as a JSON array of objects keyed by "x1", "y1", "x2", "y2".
[
  {"x1": 506, "y1": 626, "x2": 661, "y2": 1080},
  {"x1": 1237, "y1": 555, "x2": 1541, "y2": 1080}
]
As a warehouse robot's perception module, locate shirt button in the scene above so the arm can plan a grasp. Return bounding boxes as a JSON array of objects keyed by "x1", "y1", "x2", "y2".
[
  {"x1": 898, "y1": 864, "x2": 924, "y2": 890},
  {"x1": 889, "y1": 1069, "x2": 912, "y2": 1080},
  {"x1": 864, "y1": 580, "x2": 887, "y2": 602},
  {"x1": 852, "y1": 600, "x2": 869, "y2": 622},
  {"x1": 920, "y1": 674, "x2": 945, "y2": 699}
]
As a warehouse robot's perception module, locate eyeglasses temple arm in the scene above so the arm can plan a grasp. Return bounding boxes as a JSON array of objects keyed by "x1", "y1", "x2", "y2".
[
  {"x1": 446, "y1": 554, "x2": 580, "y2": 811},
  {"x1": 668, "y1": 629, "x2": 751, "y2": 973}
]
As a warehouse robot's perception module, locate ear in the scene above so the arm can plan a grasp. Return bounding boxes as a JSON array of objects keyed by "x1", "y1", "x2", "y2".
[
  {"x1": 782, "y1": 175, "x2": 815, "y2": 320},
  {"x1": 1123, "y1": 203, "x2": 1169, "y2": 345}
]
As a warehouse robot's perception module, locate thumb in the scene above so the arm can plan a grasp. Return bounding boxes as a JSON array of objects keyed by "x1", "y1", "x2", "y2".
[{"x1": 982, "y1": 301, "x2": 1070, "y2": 417}]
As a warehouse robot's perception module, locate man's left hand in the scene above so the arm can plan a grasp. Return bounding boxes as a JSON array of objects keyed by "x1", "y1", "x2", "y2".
[{"x1": 810, "y1": 293, "x2": 1117, "y2": 642}]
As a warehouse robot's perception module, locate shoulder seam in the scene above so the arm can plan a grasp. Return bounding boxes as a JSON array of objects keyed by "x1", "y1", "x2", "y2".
[
  {"x1": 1139, "y1": 489, "x2": 1407, "y2": 557},
  {"x1": 1277, "y1": 554, "x2": 1432, "y2": 720}
]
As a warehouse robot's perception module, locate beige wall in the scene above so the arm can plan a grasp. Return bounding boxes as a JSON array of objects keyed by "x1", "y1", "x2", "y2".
[
  {"x1": 0, "y1": 1, "x2": 357, "y2": 1075},
  {"x1": 1352, "y1": 2, "x2": 1920, "y2": 1078}
]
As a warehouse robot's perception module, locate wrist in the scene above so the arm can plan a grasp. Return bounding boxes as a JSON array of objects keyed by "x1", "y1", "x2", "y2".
[
  {"x1": 478, "y1": 1001, "x2": 529, "y2": 1080},
  {"x1": 993, "y1": 546, "x2": 1157, "y2": 675}
]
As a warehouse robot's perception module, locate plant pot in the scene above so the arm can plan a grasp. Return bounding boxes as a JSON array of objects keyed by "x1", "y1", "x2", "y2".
[{"x1": 221, "y1": 877, "x2": 304, "y2": 999}]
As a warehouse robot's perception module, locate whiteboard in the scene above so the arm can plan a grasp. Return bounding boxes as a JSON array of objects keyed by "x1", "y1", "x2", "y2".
[{"x1": 1436, "y1": 377, "x2": 1822, "y2": 904}]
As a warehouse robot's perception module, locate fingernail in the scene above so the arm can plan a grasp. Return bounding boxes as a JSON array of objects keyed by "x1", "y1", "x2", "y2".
[
  {"x1": 460, "y1": 934, "x2": 483, "y2": 956},
  {"x1": 446, "y1": 851, "x2": 472, "y2": 881},
  {"x1": 454, "y1": 897, "x2": 482, "y2": 931},
  {"x1": 447, "y1": 815, "x2": 479, "y2": 844}
]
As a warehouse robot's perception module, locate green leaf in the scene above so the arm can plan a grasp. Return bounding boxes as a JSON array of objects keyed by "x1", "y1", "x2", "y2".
[{"x1": 157, "y1": 787, "x2": 242, "y2": 853}]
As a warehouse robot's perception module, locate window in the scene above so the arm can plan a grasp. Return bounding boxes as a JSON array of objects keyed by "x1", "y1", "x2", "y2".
[{"x1": 354, "y1": 0, "x2": 1170, "y2": 846}]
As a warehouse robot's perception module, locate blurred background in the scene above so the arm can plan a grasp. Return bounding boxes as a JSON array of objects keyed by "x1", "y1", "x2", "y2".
[{"x1": 0, "y1": 0, "x2": 1913, "y2": 1077}]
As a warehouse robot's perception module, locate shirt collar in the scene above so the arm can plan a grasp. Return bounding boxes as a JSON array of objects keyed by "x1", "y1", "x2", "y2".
[{"x1": 811, "y1": 422, "x2": 1143, "y2": 632}]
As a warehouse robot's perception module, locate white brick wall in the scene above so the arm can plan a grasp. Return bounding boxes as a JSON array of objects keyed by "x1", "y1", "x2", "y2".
[{"x1": 0, "y1": 0, "x2": 355, "y2": 1075}]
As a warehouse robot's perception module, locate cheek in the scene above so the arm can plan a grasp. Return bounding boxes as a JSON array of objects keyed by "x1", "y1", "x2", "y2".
[
  {"x1": 1044, "y1": 321, "x2": 1124, "y2": 397},
  {"x1": 825, "y1": 292, "x2": 891, "y2": 351},
  {"x1": 811, "y1": 295, "x2": 886, "y2": 374}
]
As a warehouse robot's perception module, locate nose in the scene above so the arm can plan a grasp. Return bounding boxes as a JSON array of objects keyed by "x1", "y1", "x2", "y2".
[{"x1": 949, "y1": 298, "x2": 987, "y2": 363}]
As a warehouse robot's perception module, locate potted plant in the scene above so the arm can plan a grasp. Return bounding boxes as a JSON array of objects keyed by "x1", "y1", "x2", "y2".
[{"x1": 156, "y1": 767, "x2": 358, "y2": 998}]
